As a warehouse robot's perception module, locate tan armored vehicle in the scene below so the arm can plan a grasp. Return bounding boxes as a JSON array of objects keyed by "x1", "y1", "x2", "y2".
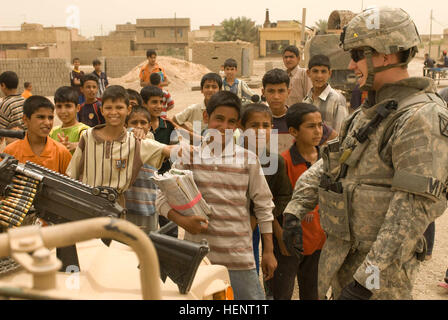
[
  {"x1": 0, "y1": 147, "x2": 233, "y2": 300},
  {"x1": 0, "y1": 218, "x2": 233, "y2": 300},
  {"x1": 304, "y1": 10, "x2": 358, "y2": 98}
]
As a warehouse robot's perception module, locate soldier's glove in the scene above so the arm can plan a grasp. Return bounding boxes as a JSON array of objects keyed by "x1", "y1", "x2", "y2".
[
  {"x1": 338, "y1": 281, "x2": 373, "y2": 300},
  {"x1": 282, "y1": 213, "x2": 304, "y2": 261}
]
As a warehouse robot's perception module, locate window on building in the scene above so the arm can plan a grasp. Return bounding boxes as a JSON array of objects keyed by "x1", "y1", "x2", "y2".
[
  {"x1": 144, "y1": 29, "x2": 155, "y2": 38},
  {"x1": 170, "y1": 28, "x2": 184, "y2": 39}
]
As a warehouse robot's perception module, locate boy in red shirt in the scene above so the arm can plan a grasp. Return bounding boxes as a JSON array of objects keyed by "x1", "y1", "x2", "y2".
[{"x1": 281, "y1": 102, "x2": 326, "y2": 300}]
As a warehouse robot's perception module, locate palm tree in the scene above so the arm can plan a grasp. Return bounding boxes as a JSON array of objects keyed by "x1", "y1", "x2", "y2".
[
  {"x1": 314, "y1": 19, "x2": 328, "y2": 34},
  {"x1": 214, "y1": 17, "x2": 259, "y2": 43}
]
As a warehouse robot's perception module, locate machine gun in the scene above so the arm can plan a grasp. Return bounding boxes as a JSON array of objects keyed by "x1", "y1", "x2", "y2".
[
  {"x1": 0, "y1": 154, "x2": 125, "y2": 226},
  {"x1": 0, "y1": 130, "x2": 210, "y2": 294}
]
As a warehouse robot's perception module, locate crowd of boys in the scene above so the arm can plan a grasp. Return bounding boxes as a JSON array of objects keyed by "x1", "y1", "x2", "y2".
[{"x1": 1, "y1": 44, "x2": 441, "y2": 299}]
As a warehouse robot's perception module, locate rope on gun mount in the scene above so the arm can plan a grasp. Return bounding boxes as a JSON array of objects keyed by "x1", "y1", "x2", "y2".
[{"x1": 0, "y1": 174, "x2": 40, "y2": 276}]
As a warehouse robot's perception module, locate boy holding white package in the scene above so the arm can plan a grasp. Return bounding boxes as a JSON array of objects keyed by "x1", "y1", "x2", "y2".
[{"x1": 156, "y1": 91, "x2": 277, "y2": 300}]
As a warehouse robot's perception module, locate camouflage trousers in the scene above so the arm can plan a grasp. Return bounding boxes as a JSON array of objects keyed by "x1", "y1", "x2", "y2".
[{"x1": 318, "y1": 236, "x2": 420, "y2": 300}]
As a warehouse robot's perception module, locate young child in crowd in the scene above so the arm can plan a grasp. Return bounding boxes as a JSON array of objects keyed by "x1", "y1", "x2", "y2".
[
  {"x1": 91, "y1": 59, "x2": 109, "y2": 99},
  {"x1": 77, "y1": 74, "x2": 104, "y2": 127},
  {"x1": 281, "y1": 103, "x2": 327, "y2": 300},
  {"x1": 4, "y1": 95, "x2": 72, "y2": 173},
  {"x1": 239, "y1": 103, "x2": 292, "y2": 299},
  {"x1": 262, "y1": 68, "x2": 336, "y2": 154},
  {"x1": 222, "y1": 58, "x2": 255, "y2": 104},
  {"x1": 140, "y1": 86, "x2": 177, "y2": 153},
  {"x1": 140, "y1": 85, "x2": 178, "y2": 237},
  {"x1": 70, "y1": 58, "x2": 85, "y2": 105},
  {"x1": 150, "y1": 72, "x2": 175, "y2": 119},
  {"x1": 124, "y1": 106, "x2": 159, "y2": 234},
  {"x1": 303, "y1": 54, "x2": 348, "y2": 133},
  {"x1": 4, "y1": 95, "x2": 75, "y2": 269},
  {"x1": 66, "y1": 85, "x2": 174, "y2": 208},
  {"x1": 126, "y1": 89, "x2": 144, "y2": 107},
  {"x1": 21, "y1": 82, "x2": 32, "y2": 99},
  {"x1": 0, "y1": 71, "x2": 25, "y2": 130},
  {"x1": 172, "y1": 72, "x2": 222, "y2": 134},
  {"x1": 156, "y1": 91, "x2": 277, "y2": 300},
  {"x1": 139, "y1": 49, "x2": 168, "y2": 88},
  {"x1": 50, "y1": 86, "x2": 90, "y2": 154}
]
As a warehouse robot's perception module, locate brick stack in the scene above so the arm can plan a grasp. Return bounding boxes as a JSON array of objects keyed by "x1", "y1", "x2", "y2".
[
  {"x1": 0, "y1": 58, "x2": 71, "y2": 96},
  {"x1": 105, "y1": 56, "x2": 146, "y2": 78}
]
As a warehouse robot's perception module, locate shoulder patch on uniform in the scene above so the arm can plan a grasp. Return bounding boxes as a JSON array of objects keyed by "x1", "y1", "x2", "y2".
[{"x1": 439, "y1": 113, "x2": 448, "y2": 137}]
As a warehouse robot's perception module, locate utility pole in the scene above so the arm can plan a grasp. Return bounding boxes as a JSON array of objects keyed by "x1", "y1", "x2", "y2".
[
  {"x1": 301, "y1": 8, "x2": 307, "y2": 62},
  {"x1": 429, "y1": 9, "x2": 432, "y2": 58},
  {"x1": 174, "y1": 12, "x2": 177, "y2": 43}
]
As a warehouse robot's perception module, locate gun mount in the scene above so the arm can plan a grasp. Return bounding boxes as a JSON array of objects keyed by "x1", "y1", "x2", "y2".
[{"x1": 0, "y1": 147, "x2": 223, "y2": 297}]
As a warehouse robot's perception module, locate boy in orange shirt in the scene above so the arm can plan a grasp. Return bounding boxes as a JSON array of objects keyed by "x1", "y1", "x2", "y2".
[
  {"x1": 139, "y1": 49, "x2": 168, "y2": 88},
  {"x1": 281, "y1": 102, "x2": 326, "y2": 300},
  {"x1": 21, "y1": 82, "x2": 33, "y2": 99},
  {"x1": 3, "y1": 95, "x2": 74, "y2": 269},
  {"x1": 3, "y1": 95, "x2": 72, "y2": 174}
]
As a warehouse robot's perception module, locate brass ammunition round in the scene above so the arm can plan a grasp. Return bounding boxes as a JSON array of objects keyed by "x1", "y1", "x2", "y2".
[
  {"x1": 0, "y1": 209, "x2": 24, "y2": 222},
  {"x1": 0, "y1": 214, "x2": 21, "y2": 226},
  {"x1": 11, "y1": 184, "x2": 37, "y2": 193},
  {"x1": 12, "y1": 178, "x2": 38, "y2": 188},
  {"x1": 11, "y1": 188, "x2": 35, "y2": 198},
  {"x1": 9, "y1": 192, "x2": 34, "y2": 202},
  {"x1": 2, "y1": 200, "x2": 30, "y2": 212},
  {"x1": 15, "y1": 175, "x2": 39, "y2": 184},
  {"x1": 0, "y1": 205, "x2": 26, "y2": 218},
  {"x1": 5, "y1": 197, "x2": 33, "y2": 207},
  {"x1": 0, "y1": 220, "x2": 11, "y2": 228}
]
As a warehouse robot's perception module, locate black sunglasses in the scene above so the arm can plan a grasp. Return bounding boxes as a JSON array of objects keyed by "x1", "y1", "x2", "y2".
[{"x1": 350, "y1": 49, "x2": 365, "y2": 62}]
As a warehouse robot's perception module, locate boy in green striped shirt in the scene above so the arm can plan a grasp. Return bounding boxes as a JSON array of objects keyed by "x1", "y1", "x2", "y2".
[{"x1": 50, "y1": 86, "x2": 89, "y2": 154}]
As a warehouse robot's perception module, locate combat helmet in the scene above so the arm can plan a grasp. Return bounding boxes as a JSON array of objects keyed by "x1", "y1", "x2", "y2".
[{"x1": 340, "y1": 7, "x2": 421, "y2": 90}]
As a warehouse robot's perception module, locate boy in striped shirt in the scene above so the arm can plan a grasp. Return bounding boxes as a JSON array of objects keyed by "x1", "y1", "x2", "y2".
[
  {"x1": 156, "y1": 91, "x2": 277, "y2": 300},
  {"x1": 124, "y1": 106, "x2": 159, "y2": 234},
  {"x1": 149, "y1": 73, "x2": 174, "y2": 119},
  {"x1": 66, "y1": 85, "x2": 174, "y2": 207}
]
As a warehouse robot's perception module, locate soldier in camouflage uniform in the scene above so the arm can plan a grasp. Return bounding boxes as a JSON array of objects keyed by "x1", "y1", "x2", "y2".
[{"x1": 282, "y1": 7, "x2": 448, "y2": 300}]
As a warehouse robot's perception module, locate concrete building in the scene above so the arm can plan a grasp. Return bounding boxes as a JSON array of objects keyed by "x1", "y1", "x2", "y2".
[
  {"x1": 71, "y1": 18, "x2": 190, "y2": 63},
  {"x1": 0, "y1": 23, "x2": 83, "y2": 60},
  {"x1": 188, "y1": 25, "x2": 224, "y2": 44},
  {"x1": 258, "y1": 11, "x2": 313, "y2": 57},
  {"x1": 134, "y1": 18, "x2": 190, "y2": 53}
]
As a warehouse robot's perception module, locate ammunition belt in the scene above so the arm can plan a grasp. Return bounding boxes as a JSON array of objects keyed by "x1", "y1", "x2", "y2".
[
  {"x1": 0, "y1": 173, "x2": 40, "y2": 228},
  {"x1": 0, "y1": 257, "x2": 22, "y2": 276}
]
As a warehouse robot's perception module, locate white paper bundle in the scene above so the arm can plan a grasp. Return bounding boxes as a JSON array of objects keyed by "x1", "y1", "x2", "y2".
[{"x1": 152, "y1": 169, "x2": 212, "y2": 220}]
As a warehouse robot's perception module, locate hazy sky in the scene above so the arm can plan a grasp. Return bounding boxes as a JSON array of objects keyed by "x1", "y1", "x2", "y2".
[{"x1": 0, "y1": 0, "x2": 446, "y2": 38}]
